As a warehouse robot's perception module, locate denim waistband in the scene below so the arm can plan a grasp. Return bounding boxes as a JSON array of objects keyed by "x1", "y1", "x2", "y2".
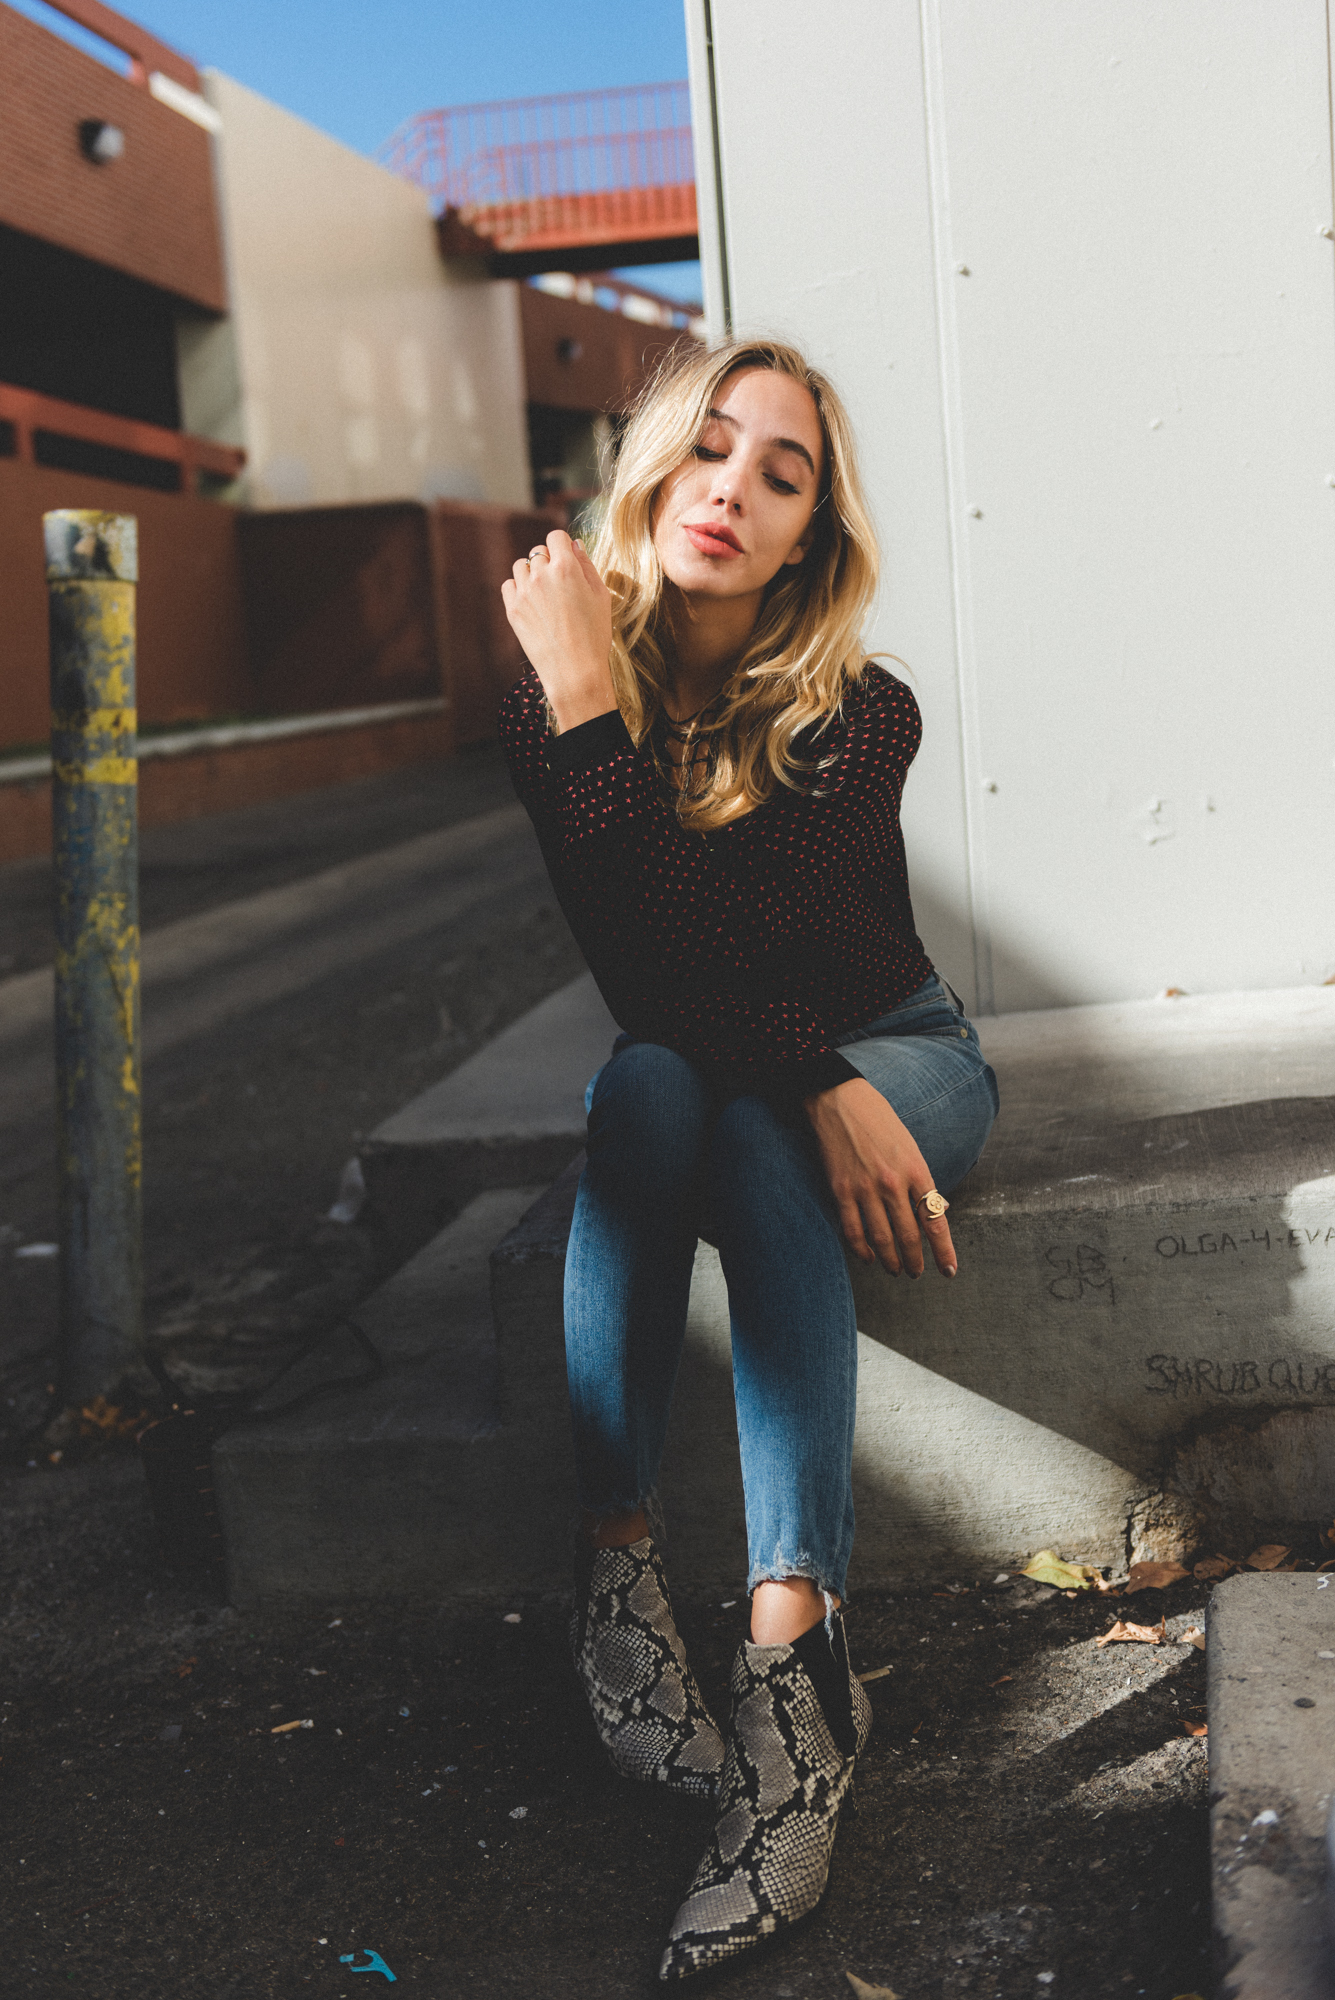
[{"x1": 833, "y1": 971, "x2": 973, "y2": 1048}]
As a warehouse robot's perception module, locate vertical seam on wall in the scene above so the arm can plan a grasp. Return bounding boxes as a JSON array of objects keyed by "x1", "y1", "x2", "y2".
[
  {"x1": 1325, "y1": 4, "x2": 1335, "y2": 323},
  {"x1": 702, "y1": 0, "x2": 733, "y2": 336},
  {"x1": 918, "y1": 0, "x2": 992, "y2": 1014}
]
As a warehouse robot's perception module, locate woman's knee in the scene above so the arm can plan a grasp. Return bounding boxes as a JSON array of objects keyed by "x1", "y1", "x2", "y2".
[
  {"x1": 706, "y1": 1094, "x2": 835, "y2": 1235},
  {"x1": 585, "y1": 1041, "x2": 712, "y2": 1179}
]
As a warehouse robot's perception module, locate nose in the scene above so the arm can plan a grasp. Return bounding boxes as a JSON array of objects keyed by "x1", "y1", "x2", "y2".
[{"x1": 708, "y1": 463, "x2": 746, "y2": 514}]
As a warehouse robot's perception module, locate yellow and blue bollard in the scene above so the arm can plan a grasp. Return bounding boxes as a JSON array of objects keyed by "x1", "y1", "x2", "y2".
[{"x1": 44, "y1": 509, "x2": 143, "y2": 1406}]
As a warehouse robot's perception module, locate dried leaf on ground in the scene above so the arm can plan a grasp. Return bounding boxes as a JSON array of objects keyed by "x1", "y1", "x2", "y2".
[
  {"x1": 846, "y1": 1976, "x2": 900, "y2": 2000},
  {"x1": 1179, "y1": 1626, "x2": 1206, "y2": 1650},
  {"x1": 1181, "y1": 1722, "x2": 1208, "y2": 1738},
  {"x1": 1021, "y1": 1549, "x2": 1100, "y2": 1591},
  {"x1": 1193, "y1": 1554, "x2": 1237, "y2": 1581},
  {"x1": 1246, "y1": 1544, "x2": 1292, "y2": 1570},
  {"x1": 1096, "y1": 1616, "x2": 1166, "y2": 1647},
  {"x1": 1126, "y1": 1560, "x2": 1189, "y2": 1593}
]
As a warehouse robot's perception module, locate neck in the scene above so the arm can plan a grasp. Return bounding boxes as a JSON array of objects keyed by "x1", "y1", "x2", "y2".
[{"x1": 661, "y1": 582, "x2": 764, "y2": 719}]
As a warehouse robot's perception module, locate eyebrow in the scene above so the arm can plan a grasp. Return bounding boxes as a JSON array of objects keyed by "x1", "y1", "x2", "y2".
[{"x1": 705, "y1": 406, "x2": 817, "y2": 477}]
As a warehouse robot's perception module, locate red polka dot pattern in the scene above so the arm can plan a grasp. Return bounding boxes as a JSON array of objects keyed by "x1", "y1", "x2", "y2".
[{"x1": 498, "y1": 663, "x2": 935, "y2": 1099}]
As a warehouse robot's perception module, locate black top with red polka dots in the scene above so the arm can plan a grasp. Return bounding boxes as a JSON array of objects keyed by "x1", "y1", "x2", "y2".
[{"x1": 498, "y1": 662, "x2": 935, "y2": 1103}]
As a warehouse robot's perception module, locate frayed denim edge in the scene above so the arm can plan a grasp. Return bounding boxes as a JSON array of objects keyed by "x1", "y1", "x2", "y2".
[{"x1": 748, "y1": 1557, "x2": 843, "y2": 1630}]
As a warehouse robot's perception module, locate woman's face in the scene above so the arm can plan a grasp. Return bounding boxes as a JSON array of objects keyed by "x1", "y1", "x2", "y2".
[{"x1": 651, "y1": 367, "x2": 825, "y2": 601}]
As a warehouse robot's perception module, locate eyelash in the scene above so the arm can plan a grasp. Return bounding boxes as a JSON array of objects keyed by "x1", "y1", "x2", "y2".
[{"x1": 693, "y1": 444, "x2": 799, "y2": 495}]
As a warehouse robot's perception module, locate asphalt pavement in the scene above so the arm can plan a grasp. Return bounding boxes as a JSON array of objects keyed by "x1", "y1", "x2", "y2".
[{"x1": 0, "y1": 746, "x2": 585, "y2": 1443}]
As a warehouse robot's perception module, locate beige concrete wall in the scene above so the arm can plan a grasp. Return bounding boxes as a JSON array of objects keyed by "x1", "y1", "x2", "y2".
[{"x1": 191, "y1": 71, "x2": 530, "y2": 512}]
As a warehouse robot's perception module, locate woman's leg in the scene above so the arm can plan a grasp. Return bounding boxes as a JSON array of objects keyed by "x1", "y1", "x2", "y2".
[
  {"x1": 706, "y1": 1094, "x2": 859, "y2": 1625},
  {"x1": 564, "y1": 1041, "x2": 727, "y2": 1802},
  {"x1": 564, "y1": 1040, "x2": 712, "y2": 1520},
  {"x1": 661, "y1": 1035, "x2": 996, "y2": 1978}
]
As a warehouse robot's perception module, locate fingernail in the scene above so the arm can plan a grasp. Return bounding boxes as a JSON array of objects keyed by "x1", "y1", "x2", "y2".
[{"x1": 945, "y1": 1265, "x2": 958, "y2": 1278}]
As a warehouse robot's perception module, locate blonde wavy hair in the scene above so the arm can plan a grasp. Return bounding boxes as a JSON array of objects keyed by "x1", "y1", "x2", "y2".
[{"x1": 587, "y1": 335, "x2": 881, "y2": 831}]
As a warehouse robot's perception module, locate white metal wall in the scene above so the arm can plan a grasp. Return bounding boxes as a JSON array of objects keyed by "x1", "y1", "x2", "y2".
[{"x1": 686, "y1": 0, "x2": 1335, "y2": 1012}]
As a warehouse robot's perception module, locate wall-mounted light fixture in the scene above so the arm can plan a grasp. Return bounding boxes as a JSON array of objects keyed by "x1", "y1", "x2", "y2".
[{"x1": 79, "y1": 120, "x2": 125, "y2": 164}]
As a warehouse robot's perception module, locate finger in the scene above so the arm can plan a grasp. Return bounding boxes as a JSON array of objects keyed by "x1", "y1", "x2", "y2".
[
  {"x1": 571, "y1": 537, "x2": 601, "y2": 577},
  {"x1": 836, "y1": 1194, "x2": 875, "y2": 1266},
  {"x1": 862, "y1": 1198, "x2": 902, "y2": 1276},
  {"x1": 885, "y1": 1186, "x2": 926, "y2": 1277},
  {"x1": 544, "y1": 528, "x2": 575, "y2": 561},
  {"x1": 920, "y1": 1209, "x2": 958, "y2": 1278},
  {"x1": 511, "y1": 556, "x2": 532, "y2": 584}
]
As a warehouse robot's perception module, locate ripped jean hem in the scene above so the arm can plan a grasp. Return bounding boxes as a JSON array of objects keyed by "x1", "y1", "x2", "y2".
[{"x1": 748, "y1": 1560, "x2": 844, "y2": 1625}]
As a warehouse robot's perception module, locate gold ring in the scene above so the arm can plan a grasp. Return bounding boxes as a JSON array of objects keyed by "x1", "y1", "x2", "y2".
[{"x1": 914, "y1": 1189, "x2": 949, "y2": 1221}]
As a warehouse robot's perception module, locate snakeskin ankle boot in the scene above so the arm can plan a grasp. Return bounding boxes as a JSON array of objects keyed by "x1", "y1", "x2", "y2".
[
  {"x1": 570, "y1": 1534, "x2": 725, "y2": 1800},
  {"x1": 658, "y1": 1610, "x2": 872, "y2": 1980}
]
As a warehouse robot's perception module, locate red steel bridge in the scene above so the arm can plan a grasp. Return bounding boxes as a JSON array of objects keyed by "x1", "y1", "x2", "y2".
[{"x1": 378, "y1": 82, "x2": 698, "y2": 278}]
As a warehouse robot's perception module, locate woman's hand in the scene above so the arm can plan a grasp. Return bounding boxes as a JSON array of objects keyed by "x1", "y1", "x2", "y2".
[
  {"x1": 500, "y1": 530, "x2": 618, "y2": 732},
  {"x1": 804, "y1": 1076, "x2": 957, "y2": 1278}
]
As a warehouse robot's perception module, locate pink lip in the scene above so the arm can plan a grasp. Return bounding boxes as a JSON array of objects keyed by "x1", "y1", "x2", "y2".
[{"x1": 684, "y1": 522, "x2": 744, "y2": 557}]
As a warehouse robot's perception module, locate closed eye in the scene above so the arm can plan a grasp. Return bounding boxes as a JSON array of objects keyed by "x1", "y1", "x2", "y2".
[{"x1": 694, "y1": 445, "x2": 726, "y2": 462}]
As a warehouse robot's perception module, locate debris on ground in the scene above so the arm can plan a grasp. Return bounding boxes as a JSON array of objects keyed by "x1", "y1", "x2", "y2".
[
  {"x1": 1096, "y1": 1617, "x2": 1166, "y2": 1647},
  {"x1": 1126, "y1": 1560, "x2": 1189, "y2": 1592},
  {"x1": 1020, "y1": 1550, "x2": 1100, "y2": 1590},
  {"x1": 1245, "y1": 1543, "x2": 1293, "y2": 1570},
  {"x1": 845, "y1": 1974, "x2": 900, "y2": 1999}
]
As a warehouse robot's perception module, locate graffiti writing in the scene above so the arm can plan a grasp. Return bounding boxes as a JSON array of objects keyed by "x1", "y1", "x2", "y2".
[
  {"x1": 1156, "y1": 1227, "x2": 1335, "y2": 1260},
  {"x1": 1145, "y1": 1354, "x2": 1335, "y2": 1398},
  {"x1": 1045, "y1": 1243, "x2": 1115, "y2": 1305}
]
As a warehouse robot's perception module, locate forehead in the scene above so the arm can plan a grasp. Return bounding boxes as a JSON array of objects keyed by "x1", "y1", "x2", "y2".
[{"x1": 709, "y1": 367, "x2": 823, "y2": 457}]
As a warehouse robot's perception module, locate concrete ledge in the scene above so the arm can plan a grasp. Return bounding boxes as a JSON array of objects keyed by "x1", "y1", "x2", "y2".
[
  {"x1": 213, "y1": 1187, "x2": 545, "y2": 1604},
  {"x1": 359, "y1": 971, "x2": 618, "y2": 1259},
  {"x1": 217, "y1": 979, "x2": 1335, "y2": 1602},
  {"x1": 1209, "y1": 1571, "x2": 1335, "y2": 1998},
  {"x1": 485, "y1": 985, "x2": 1335, "y2": 1585}
]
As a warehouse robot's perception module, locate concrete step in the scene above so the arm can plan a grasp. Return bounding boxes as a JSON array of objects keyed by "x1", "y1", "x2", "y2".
[
  {"x1": 358, "y1": 970, "x2": 618, "y2": 1259},
  {"x1": 1208, "y1": 1571, "x2": 1335, "y2": 1997},
  {"x1": 215, "y1": 978, "x2": 1335, "y2": 1603},
  {"x1": 484, "y1": 984, "x2": 1335, "y2": 1588},
  {"x1": 213, "y1": 1186, "x2": 545, "y2": 1602}
]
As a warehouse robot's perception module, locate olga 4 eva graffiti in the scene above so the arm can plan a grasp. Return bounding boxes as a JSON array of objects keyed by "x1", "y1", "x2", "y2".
[
  {"x1": 1145, "y1": 1355, "x2": 1335, "y2": 1398},
  {"x1": 1156, "y1": 1226, "x2": 1335, "y2": 1258}
]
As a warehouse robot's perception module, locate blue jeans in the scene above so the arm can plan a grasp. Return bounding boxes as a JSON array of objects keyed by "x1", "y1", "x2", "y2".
[{"x1": 563, "y1": 973, "x2": 999, "y2": 1600}]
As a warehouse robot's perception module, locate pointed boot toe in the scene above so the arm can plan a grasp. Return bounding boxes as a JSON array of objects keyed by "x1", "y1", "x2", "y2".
[{"x1": 659, "y1": 1613, "x2": 872, "y2": 1979}]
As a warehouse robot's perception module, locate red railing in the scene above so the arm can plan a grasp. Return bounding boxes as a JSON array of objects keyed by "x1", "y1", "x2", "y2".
[
  {"x1": 379, "y1": 83, "x2": 697, "y2": 256},
  {"x1": 0, "y1": 382, "x2": 245, "y2": 491}
]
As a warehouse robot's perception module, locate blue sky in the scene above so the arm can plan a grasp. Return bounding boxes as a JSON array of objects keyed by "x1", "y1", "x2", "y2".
[{"x1": 14, "y1": 0, "x2": 701, "y2": 303}]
